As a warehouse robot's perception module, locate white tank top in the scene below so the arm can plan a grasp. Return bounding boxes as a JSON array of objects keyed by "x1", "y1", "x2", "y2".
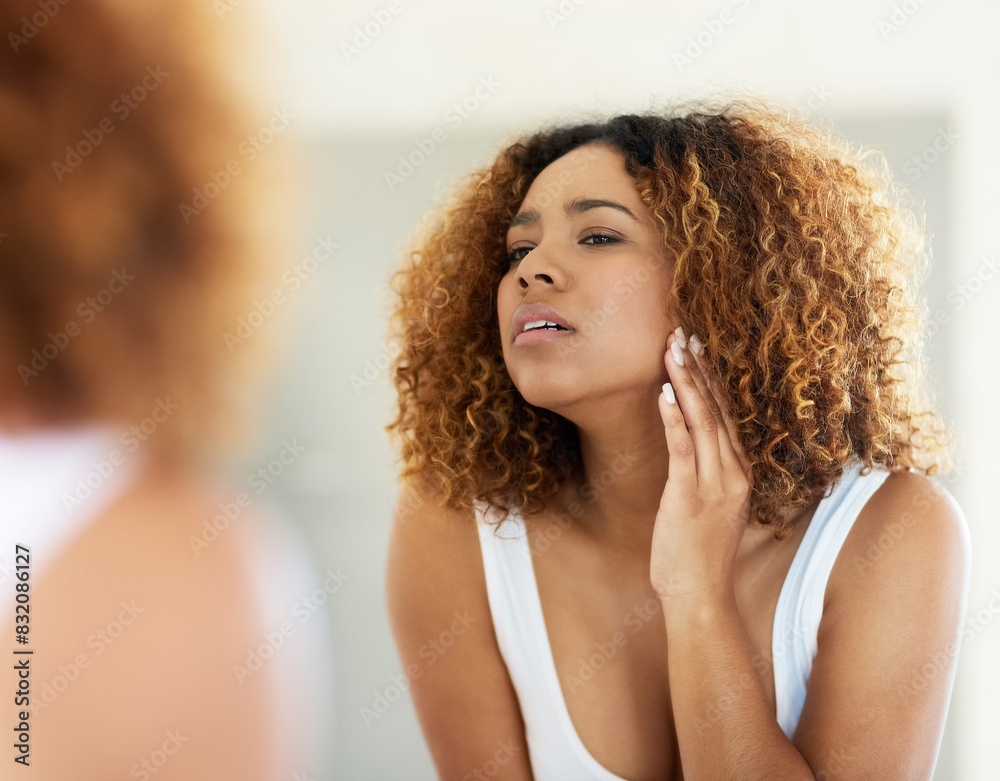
[
  {"x1": 0, "y1": 425, "x2": 142, "y2": 600},
  {"x1": 475, "y1": 457, "x2": 892, "y2": 780}
]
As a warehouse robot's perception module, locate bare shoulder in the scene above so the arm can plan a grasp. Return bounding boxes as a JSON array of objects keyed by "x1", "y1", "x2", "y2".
[
  {"x1": 794, "y1": 467, "x2": 972, "y2": 777},
  {"x1": 386, "y1": 480, "x2": 533, "y2": 779},
  {"x1": 25, "y1": 464, "x2": 275, "y2": 779},
  {"x1": 834, "y1": 466, "x2": 971, "y2": 594},
  {"x1": 386, "y1": 479, "x2": 491, "y2": 609}
]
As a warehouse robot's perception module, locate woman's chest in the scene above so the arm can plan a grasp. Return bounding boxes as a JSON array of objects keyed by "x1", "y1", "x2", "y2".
[{"x1": 527, "y1": 519, "x2": 805, "y2": 781}]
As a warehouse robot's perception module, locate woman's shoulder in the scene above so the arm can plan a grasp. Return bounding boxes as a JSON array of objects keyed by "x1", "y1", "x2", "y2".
[
  {"x1": 34, "y1": 462, "x2": 276, "y2": 664},
  {"x1": 830, "y1": 466, "x2": 970, "y2": 606},
  {"x1": 793, "y1": 467, "x2": 971, "y2": 769},
  {"x1": 386, "y1": 479, "x2": 489, "y2": 606},
  {"x1": 16, "y1": 463, "x2": 279, "y2": 776},
  {"x1": 385, "y1": 480, "x2": 535, "y2": 777}
]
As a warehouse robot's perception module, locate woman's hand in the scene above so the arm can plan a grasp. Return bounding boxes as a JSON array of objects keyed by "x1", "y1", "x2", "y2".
[{"x1": 649, "y1": 327, "x2": 754, "y2": 608}]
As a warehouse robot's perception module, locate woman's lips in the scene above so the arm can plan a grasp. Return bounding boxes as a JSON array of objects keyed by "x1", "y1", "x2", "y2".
[
  {"x1": 513, "y1": 326, "x2": 576, "y2": 346},
  {"x1": 511, "y1": 303, "x2": 574, "y2": 345}
]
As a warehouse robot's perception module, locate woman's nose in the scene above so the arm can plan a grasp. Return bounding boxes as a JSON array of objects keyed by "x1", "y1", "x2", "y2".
[{"x1": 516, "y1": 244, "x2": 563, "y2": 288}]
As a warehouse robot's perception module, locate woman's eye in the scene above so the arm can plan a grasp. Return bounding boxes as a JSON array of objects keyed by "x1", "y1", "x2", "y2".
[
  {"x1": 506, "y1": 232, "x2": 618, "y2": 266},
  {"x1": 506, "y1": 246, "x2": 532, "y2": 264},
  {"x1": 581, "y1": 232, "x2": 618, "y2": 246}
]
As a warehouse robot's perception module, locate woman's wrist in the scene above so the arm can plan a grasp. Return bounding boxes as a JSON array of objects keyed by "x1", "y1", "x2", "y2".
[{"x1": 656, "y1": 578, "x2": 737, "y2": 629}]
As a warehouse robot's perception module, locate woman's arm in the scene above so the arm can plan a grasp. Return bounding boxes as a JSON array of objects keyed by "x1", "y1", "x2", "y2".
[
  {"x1": 662, "y1": 470, "x2": 969, "y2": 779},
  {"x1": 791, "y1": 470, "x2": 970, "y2": 776},
  {"x1": 386, "y1": 482, "x2": 535, "y2": 780},
  {"x1": 653, "y1": 330, "x2": 970, "y2": 779}
]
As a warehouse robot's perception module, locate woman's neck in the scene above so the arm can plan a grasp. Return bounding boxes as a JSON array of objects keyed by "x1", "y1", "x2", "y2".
[{"x1": 555, "y1": 402, "x2": 670, "y2": 555}]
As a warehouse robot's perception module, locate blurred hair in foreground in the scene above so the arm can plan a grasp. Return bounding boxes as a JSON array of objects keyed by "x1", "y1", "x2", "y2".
[{"x1": 0, "y1": 0, "x2": 289, "y2": 457}]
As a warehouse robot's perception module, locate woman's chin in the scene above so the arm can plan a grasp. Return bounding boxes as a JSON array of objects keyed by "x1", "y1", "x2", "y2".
[{"x1": 515, "y1": 383, "x2": 585, "y2": 419}]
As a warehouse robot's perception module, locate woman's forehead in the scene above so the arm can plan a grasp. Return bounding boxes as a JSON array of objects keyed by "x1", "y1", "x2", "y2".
[
  {"x1": 518, "y1": 144, "x2": 640, "y2": 207},
  {"x1": 534, "y1": 142, "x2": 626, "y2": 181}
]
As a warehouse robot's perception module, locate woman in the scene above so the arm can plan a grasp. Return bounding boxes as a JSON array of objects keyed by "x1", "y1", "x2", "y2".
[
  {"x1": 385, "y1": 99, "x2": 970, "y2": 779},
  {"x1": 0, "y1": 1, "x2": 332, "y2": 777}
]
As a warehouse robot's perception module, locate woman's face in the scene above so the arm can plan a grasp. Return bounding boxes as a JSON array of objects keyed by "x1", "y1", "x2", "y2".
[{"x1": 497, "y1": 142, "x2": 677, "y2": 419}]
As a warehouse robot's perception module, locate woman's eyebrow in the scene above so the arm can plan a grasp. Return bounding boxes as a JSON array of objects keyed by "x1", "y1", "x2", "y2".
[{"x1": 508, "y1": 198, "x2": 640, "y2": 229}]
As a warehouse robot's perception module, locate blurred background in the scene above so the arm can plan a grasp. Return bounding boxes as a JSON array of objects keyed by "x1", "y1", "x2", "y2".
[
  {"x1": 249, "y1": 1, "x2": 999, "y2": 778},
  {"x1": 8, "y1": 0, "x2": 994, "y2": 778}
]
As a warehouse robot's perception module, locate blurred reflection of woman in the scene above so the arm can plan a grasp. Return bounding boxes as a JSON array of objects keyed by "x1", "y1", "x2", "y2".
[{"x1": 0, "y1": 1, "x2": 333, "y2": 777}]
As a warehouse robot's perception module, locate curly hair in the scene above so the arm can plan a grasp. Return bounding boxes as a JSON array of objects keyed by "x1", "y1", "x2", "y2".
[
  {"x1": 0, "y1": 0, "x2": 289, "y2": 457},
  {"x1": 386, "y1": 95, "x2": 953, "y2": 539}
]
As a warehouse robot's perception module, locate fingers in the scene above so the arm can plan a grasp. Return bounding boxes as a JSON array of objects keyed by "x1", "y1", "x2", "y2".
[
  {"x1": 686, "y1": 331, "x2": 754, "y2": 481},
  {"x1": 661, "y1": 328, "x2": 721, "y2": 486},
  {"x1": 658, "y1": 381, "x2": 697, "y2": 486},
  {"x1": 682, "y1": 333, "x2": 724, "y2": 427}
]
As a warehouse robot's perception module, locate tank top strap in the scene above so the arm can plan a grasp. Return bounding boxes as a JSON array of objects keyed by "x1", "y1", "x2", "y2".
[
  {"x1": 474, "y1": 500, "x2": 630, "y2": 780},
  {"x1": 772, "y1": 459, "x2": 893, "y2": 737}
]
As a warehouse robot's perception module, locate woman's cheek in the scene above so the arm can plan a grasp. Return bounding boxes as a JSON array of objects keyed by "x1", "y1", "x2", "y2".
[{"x1": 613, "y1": 277, "x2": 634, "y2": 300}]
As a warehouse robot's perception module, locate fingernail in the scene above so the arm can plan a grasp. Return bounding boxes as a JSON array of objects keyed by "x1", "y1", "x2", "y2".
[
  {"x1": 670, "y1": 341, "x2": 684, "y2": 366},
  {"x1": 662, "y1": 382, "x2": 675, "y2": 404},
  {"x1": 674, "y1": 326, "x2": 687, "y2": 349},
  {"x1": 689, "y1": 334, "x2": 703, "y2": 356}
]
